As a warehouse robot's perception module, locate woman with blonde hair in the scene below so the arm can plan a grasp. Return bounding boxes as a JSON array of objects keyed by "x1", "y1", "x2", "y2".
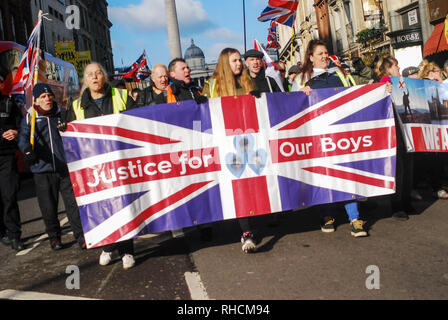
[
  {"x1": 202, "y1": 48, "x2": 260, "y2": 253},
  {"x1": 418, "y1": 60, "x2": 443, "y2": 83},
  {"x1": 202, "y1": 48, "x2": 255, "y2": 98}
]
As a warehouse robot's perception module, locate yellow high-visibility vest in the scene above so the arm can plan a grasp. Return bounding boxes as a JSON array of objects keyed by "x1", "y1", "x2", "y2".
[{"x1": 72, "y1": 88, "x2": 128, "y2": 120}]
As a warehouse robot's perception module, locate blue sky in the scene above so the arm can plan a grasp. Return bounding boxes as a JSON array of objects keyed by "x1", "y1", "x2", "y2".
[{"x1": 107, "y1": 0, "x2": 273, "y2": 69}]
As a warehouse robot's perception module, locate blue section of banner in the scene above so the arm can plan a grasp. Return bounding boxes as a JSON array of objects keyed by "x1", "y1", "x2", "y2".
[
  {"x1": 79, "y1": 191, "x2": 148, "y2": 234},
  {"x1": 139, "y1": 184, "x2": 223, "y2": 234},
  {"x1": 62, "y1": 136, "x2": 141, "y2": 163},
  {"x1": 337, "y1": 156, "x2": 396, "y2": 177},
  {"x1": 123, "y1": 100, "x2": 213, "y2": 133},
  {"x1": 278, "y1": 176, "x2": 358, "y2": 211},
  {"x1": 332, "y1": 97, "x2": 393, "y2": 125}
]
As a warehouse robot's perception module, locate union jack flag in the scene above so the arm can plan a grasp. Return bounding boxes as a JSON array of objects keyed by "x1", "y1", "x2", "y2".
[
  {"x1": 257, "y1": 0, "x2": 299, "y2": 27},
  {"x1": 267, "y1": 21, "x2": 280, "y2": 49},
  {"x1": 113, "y1": 50, "x2": 150, "y2": 81},
  {"x1": 62, "y1": 84, "x2": 396, "y2": 248},
  {"x1": 11, "y1": 18, "x2": 42, "y2": 96}
]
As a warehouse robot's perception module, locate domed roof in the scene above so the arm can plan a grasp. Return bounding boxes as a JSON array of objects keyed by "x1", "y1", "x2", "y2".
[{"x1": 184, "y1": 39, "x2": 205, "y2": 59}]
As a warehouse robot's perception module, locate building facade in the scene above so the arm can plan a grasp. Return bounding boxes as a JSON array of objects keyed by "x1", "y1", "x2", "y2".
[
  {"x1": 184, "y1": 39, "x2": 215, "y2": 87},
  {"x1": 30, "y1": 0, "x2": 74, "y2": 56},
  {"x1": 277, "y1": 0, "x2": 436, "y2": 70},
  {"x1": 29, "y1": 0, "x2": 114, "y2": 73},
  {"x1": 0, "y1": 0, "x2": 33, "y2": 46}
]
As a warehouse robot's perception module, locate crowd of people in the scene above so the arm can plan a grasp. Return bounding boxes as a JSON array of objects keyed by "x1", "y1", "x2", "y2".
[{"x1": 1, "y1": 42, "x2": 447, "y2": 269}]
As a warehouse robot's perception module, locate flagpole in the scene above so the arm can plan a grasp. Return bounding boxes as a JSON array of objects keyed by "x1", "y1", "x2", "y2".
[
  {"x1": 30, "y1": 10, "x2": 43, "y2": 149},
  {"x1": 289, "y1": 16, "x2": 296, "y2": 68},
  {"x1": 243, "y1": 0, "x2": 247, "y2": 53}
]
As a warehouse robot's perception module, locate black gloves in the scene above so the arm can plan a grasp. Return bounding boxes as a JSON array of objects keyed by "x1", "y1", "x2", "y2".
[
  {"x1": 23, "y1": 146, "x2": 37, "y2": 166},
  {"x1": 57, "y1": 122, "x2": 67, "y2": 132},
  {"x1": 250, "y1": 90, "x2": 262, "y2": 98},
  {"x1": 194, "y1": 95, "x2": 208, "y2": 105}
]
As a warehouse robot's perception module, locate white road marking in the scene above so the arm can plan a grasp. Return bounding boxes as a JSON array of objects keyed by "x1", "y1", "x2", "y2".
[
  {"x1": 16, "y1": 217, "x2": 69, "y2": 256},
  {"x1": 0, "y1": 289, "x2": 97, "y2": 300},
  {"x1": 184, "y1": 271, "x2": 210, "y2": 300}
]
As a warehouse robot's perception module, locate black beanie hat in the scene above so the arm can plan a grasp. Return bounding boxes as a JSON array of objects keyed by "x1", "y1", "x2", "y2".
[{"x1": 32, "y1": 83, "x2": 55, "y2": 99}]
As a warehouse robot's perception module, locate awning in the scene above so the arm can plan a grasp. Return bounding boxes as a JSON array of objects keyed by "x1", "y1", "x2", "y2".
[{"x1": 423, "y1": 21, "x2": 448, "y2": 57}]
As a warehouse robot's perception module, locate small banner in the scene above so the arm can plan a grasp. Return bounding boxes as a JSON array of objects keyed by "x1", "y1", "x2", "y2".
[
  {"x1": 61, "y1": 84, "x2": 396, "y2": 248},
  {"x1": 75, "y1": 50, "x2": 92, "y2": 79},
  {"x1": 54, "y1": 41, "x2": 77, "y2": 66},
  {"x1": 390, "y1": 76, "x2": 448, "y2": 152}
]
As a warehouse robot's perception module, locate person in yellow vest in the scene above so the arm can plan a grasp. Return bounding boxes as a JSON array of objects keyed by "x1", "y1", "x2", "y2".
[
  {"x1": 202, "y1": 48, "x2": 255, "y2": 98},
  {"x1": 64, "y1": 62, "x2": 137, "y2": 270},
  {"x1": 292, "y1": 40, "x2": 368, "y2": 238}
]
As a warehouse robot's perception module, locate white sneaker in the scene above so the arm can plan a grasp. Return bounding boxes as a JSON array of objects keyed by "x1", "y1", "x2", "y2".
[
  {"x1": 122, "y1": 254, "x2": 135, "y2": 270},
  {"x1": 241, "y1": 232, "x2": 256, "y2": 253},
  {"x1": 99, "y1": 251, "x2": 112, "y2": 266}
]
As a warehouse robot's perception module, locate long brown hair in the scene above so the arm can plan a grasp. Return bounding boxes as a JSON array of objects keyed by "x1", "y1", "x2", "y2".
[
  {"x1": 211, "y1": 48, "x2": 254, "y2": 97},
  {"x1": 375, "y1": 56, "x2": 398, "y2": 79},
  {"x1": 298, "y1": 40, "x2": 328, "y2": 86}
]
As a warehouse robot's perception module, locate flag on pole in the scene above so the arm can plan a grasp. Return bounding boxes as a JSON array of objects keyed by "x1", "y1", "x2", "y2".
[
  {"x1": 113, "y1": 51, "x2": 150, "y2": 81},
  {"x1": 254, "y1": 39, "x2": 284, "y2": 92},
  {"x1": 266, "y1": 21, "x2": 280, "y2": 49},
  {"x1": 257, "y1": 0, "x2": 299, "y2": 27},
  {"x1": 10, "y1": 18, "x2": 42, "y2": 96}
]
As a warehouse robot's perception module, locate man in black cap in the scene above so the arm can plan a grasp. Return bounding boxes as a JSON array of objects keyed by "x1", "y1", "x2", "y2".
[
  {"x1": 0, "y1": 74, "x2": 24, "y2": 251},
  {"x1": 351, "y1": 57, "x2": 374, "y2": 84},
  {"x1": 244, "y1": 49, "x2": 281, "y2": 94},
  {"x1": 18, "y1": 83, "x2": 85, "y2": 251}
]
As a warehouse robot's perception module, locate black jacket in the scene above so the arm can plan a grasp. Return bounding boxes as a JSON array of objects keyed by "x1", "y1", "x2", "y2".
[
  {"x1": 135, "y1": 86, "x2": 167, "y2": 107},
  {"x1": 251, "y1": 69, "x2": 282, "y2": 93},
  {"x1": 0, "y1": 94, "x2": 22, "y2": 156},
  {"x1": 170, "y1": 78, "x2": 203, "y2": 102},
  {"x1": 18, "y1": 104, "x2": 68, "y2": 174},
  {"x1": 305, "y1": 71, "x2": 345, "y2": 89},
  {"x1": 65, "y1": 83, "x2": 135, "y2": 122}
]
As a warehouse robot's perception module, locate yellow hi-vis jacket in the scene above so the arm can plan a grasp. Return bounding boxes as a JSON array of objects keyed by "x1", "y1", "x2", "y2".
[{"x1": 71, "y1": 88, "x2": 128, "y2": 120}]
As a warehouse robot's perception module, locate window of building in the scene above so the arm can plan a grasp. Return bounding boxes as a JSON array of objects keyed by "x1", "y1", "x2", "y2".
[
  {"x1": 11, "y1": 16, "x2": 16, "y2": 42},
  {"x1": 0, "y1": 9, "x2": 4, "y2": 40}
]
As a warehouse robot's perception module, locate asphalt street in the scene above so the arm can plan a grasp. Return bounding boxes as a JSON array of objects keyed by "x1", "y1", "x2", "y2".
[{"x1": 0, "y1": 175, "x2": 447, "y2": 300}]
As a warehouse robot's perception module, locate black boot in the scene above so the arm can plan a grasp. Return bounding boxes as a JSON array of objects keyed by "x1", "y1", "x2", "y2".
[
  {"x1": 11, "y1": 238, "x2": 25, "y2": 252},
  {"x1": 1, "y1": 236, "x2": 12, "y2": 246},
  {"x1": 50, "y1": 237, "x2": 63, "y2": 251}
]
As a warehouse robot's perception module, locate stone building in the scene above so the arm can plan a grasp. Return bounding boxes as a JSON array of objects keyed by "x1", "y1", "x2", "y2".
[
  {"x1": 184, "y1": 39, "x2": 215, "y2": 87},
  {"x1": 276, "y1": 0, "x2": 436, "y2": 70},
  {"x1": 0, "y1": 0, "x2": 33, "y2": 46},
  {"x1": 30, "y1": 0, "x2": 114, "y2": 73}
]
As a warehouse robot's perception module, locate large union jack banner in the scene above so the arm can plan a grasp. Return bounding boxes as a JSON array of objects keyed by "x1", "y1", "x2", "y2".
[{"x1": 62, "y1": 83, "x2": 396, "y2": 249}]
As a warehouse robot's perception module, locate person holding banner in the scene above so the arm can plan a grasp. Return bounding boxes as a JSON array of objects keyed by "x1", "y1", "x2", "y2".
[
  {"x1": 64, "y1": 63, "x2": 136, "y2": 269},
  {"x1": 168, "y1": 58, "x2": 207, "y2": 105},
  {"x1": 415, "y1": 60, "x2": 448, "y2": 200},
  {"x1": 0, "y1": 75, "x2": 24, "y2": 251},
  {"x1": 376, "y1": 56, "x2": 414, "y2": 221},
  {"x1": 293, "y1": 39, "x2": 368, "y2": 237},
  {"x1": 202, "y1": 48, "x2": 263, "y2": 252},
  {"x1": 18, "y1": 83, "x2": 85, "y2": 250}
]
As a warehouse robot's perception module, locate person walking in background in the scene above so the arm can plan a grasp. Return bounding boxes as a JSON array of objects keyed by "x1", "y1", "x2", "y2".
[
  {"x1": 18, "y1": 83, "x2": 85, "y2": 251},
  {"x1": 0, "y1": 74, "x2": 24, "y2": 252}
]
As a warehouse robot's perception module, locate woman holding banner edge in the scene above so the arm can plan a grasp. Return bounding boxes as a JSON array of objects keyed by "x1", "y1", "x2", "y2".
[
  {"x1": 203, "y1": 48, "x2": 262, "y2": 253},
  {"x1": 292, "y1": 40, "x2": 368, "y2": 237}
]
